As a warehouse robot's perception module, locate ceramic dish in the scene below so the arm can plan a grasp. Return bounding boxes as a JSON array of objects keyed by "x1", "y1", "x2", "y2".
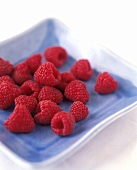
[{"x1": 0, "y1": 19, "x2": 137, "y2": 169}]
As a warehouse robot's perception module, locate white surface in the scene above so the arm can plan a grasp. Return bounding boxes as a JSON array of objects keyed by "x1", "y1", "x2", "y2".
[
  {"x1": 0, "y1": 0, "x2": 137, "y2": 67},
  {"x1": 0, "y1": 0, "x2": 137, "y2": 170}
]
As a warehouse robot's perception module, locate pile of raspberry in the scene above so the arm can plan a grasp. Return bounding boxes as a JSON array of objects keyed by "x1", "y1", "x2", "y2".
[{"x1": 0, "y1": 46, "x2": 118, "y2": 136}]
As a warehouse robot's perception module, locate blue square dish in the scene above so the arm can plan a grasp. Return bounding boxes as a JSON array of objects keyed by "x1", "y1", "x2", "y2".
[{"x1": 0, "y1": 18, "x2": 137, "y2": 169}]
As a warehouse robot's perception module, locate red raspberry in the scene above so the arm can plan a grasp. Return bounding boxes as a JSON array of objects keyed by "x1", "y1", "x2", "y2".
[
  {"x1": 0, "y1": 75, "x2": 15, "y2": 84},
  {"x1": 0, "y1": 57, "x2": 13, "y2": 76},
  {"x1": 12, "y1": 62, "x2": 32, "y2": 85},
  {"x1": 26, "y1": 53, "x2": 42, "y2": 74},
  {"x1": 44, "y1": 46, "x2": 68, "y2": 67},
  {"x1": 0, "y1": 82, "x2": 21, "y2": 109},
  {"x1": 21, "y1": 80, "x2": 40, "y2": 99},
  {"x1": 64, "y1": 80, "x2": 90, "y2": 104},
  {"x1": 34, "y1": 100, "x2": 62, "y2": 125},
  {"x1": 71, "y1": 59, "x2": 93, "y2": 80},
  {"x1": 15, "y1": 95, "x2": 37, "y2": 113},
  {"x1": 56, "y1": 72, "x2": 75, "y2": 91},
  {"x1": 51, "y1": 111, "x2": 75, "y2": 136},
  {"x1": 94, "y1": 72, "x2": 119, "y2": 94},
  {"x1": 34, "y1": 62, "x2": 61, "y2": 86},
  {"x1": 70, "y1": 101, "x2": 89, "y2": 122},
  {"x1": 38, "y1": 86, "x2": 63, "y2": 104},
  {"x1": 4, "y1": 104, "x2": 35, "y2": 133}
]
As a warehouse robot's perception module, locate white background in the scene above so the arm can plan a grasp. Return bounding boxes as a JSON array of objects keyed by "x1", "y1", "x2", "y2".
[{"x1": 0, "y1": 0, "x2": 137, "y2": 170}]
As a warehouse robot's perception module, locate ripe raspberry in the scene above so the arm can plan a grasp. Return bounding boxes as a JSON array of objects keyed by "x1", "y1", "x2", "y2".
[
  {"x1": 56, "y1": 72, "x2": 75, "y2": 91},
  {"x1": 38, "y1": 86, "x2": 63, "y2": 104},
  {"x1": 0, "y1": 75, "x2": 15, "y2": 84},
  {"x1": 34, "y1": 62, "x2": 61, "y2": 86},
  {"x1": 70, "y1": 101, "x2": 89, "y2": 122},
  {"x1": 34, "y1": 100, "x2": 62, "y2": 125},
  {"x1": 21, "y1": 80, "x2": 40, "y2": 99},
  {"x1": 0, "y1": 57, "x2": 13, "y2": 76},
  {"x1": 94, "y1": 72, "x2": 119, "y2": 94},
  {"x1": 15, "y1": 95, "x2": 37, "y2": 113},
  {"x1": 4, "y1": 104, "x2": 35, "y2": 133},
  {"x1": 26, "y1": 53, "x2": 42, "y2": 74},
  {"x1": 0, "y1": 57, "x2": 13, "y2": 77},
  {"x1": 44, "y1": 46, "x2": 68, "y2": 67},
  {"x1": 71, "y1": 59, "x2": 93, "y2": 80},
  {"x1": 64, "y1": 80, "x2": 90, "y2": 104},
  {"x1": 51, "y1": 111, "x2": 75, "y2": 136},
  {"x1": 12, "y1": 62, "x2": 32, "y2": 85},
  {"x1": 0, "y1": 82, "x2": 21, "y2": 109}
]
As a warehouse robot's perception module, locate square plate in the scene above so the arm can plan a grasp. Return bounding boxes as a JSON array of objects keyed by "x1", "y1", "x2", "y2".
[{"x1": 0, "y1": 19, "x2": 137, "y2": 169}]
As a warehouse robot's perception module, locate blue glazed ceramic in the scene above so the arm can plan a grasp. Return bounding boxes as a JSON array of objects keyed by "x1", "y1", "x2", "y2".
[{"x1": 0, "y1": 18, "x2": 137, "y2": 169}]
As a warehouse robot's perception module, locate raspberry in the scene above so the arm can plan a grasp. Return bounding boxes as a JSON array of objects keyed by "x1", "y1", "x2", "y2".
[
  {"x1": 51, "y1": 111, "x2": 75, "y2": 136},
  {"x1": 70, "y1": 101, "x2": 89, "y2": 122},
  {"x1": 34, "y1": 62, "x2": 61, "y2": 86},
  {"x1": 71, "y1": 59, "x2": 93, "y2": 80},
  {"x1": 12, "y1": 62, "x2": 32, "y2": 85},
  {"x1": 34, "y1": 100, "x2": 62, "y2": 125},
  {"x1": 0, "y1": 57, "x2": 13, "y2": 76},
  {"x1": 0, "y1": 75, "x2": 15, "y2": 84},
  {"x1": 94, "y1": 72, "x2": 119, "y2": 94},
  {"x1": 64, "y1": 80, "x2": 90, "y2": 104},
  {"x1": 21, "y1": 80, "x2": 40, "y2": 99},
  {"x1": 38, "y1": 86, "x2": 63, "y2": 104},
  {"x1": 26, "y1": 53, "x2": 42, "y2": 74},
  {"x1": 56, "y1": 72, "x2": 75, "y2": 91},
  {"x1": 0, "y1": 82, "x2": 21, "y2": 109},
  {"x1": 4, "y1": 104, "x2": 35, "y2": 133},
  {"x1": 44, "y1": 46, "x2": 68, "y2": 67},
  {"x1": 15, "y1": 95, "x2": 37, "y2": 113}
]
